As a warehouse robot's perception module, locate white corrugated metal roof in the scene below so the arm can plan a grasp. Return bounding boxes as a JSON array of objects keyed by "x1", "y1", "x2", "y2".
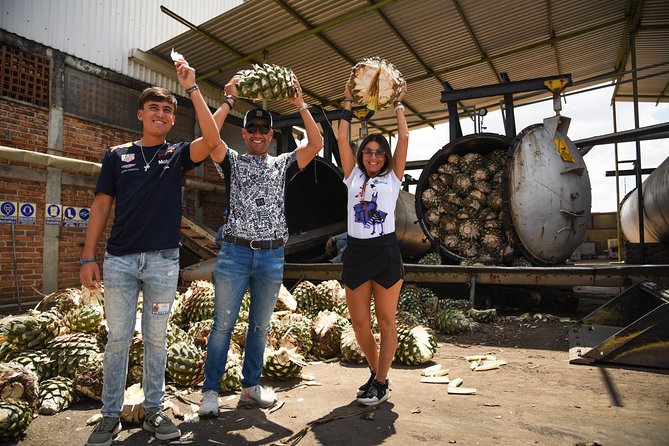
[{"x1": 0, "y1": 0, "x2": 243, "y2": 94}]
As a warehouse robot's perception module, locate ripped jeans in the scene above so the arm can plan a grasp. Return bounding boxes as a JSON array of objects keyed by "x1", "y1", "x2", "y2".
[
  {"x1": 202, "y1": 241, "x2": 284, "y2": 392},
  {"x1": 101, "y1": 248, "x2": 179, "y2": 416}
]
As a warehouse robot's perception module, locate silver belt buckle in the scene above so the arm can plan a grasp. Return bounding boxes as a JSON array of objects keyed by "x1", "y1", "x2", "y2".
[{"x1": 250, "y1": 239, "x2": 262, "y2": 250}]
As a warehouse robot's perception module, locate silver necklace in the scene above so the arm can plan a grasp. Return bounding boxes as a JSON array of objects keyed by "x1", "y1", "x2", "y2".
[{"x1": 139, "y1": 139, "x2": 162, "y2": 172}]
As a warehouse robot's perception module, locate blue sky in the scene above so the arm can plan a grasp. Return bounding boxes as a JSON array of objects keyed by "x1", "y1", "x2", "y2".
[{"x1": 405, "y1": 84, "x2": 669, "y2": 213}]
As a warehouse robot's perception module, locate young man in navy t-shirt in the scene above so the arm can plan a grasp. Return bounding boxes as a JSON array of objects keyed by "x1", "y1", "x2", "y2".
[{"x1": 80, "y1": 57, "x2": 220, "y2": 446}]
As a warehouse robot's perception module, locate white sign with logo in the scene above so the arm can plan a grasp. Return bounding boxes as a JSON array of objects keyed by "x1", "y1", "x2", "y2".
[
  {"x1": 18, "y1": 202, "x2": 36, "y2": 225},
  {"x1": 46, "y1": 204, "x2": 63, "y2": 225},
  {"x1": 0, "y1": 201, "x2": 18, "y2": 224}
]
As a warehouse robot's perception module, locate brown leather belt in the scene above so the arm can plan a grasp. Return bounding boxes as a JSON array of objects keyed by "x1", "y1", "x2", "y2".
[{"x1": 222, "y1": 235, "x2": 284, "y2": 250}]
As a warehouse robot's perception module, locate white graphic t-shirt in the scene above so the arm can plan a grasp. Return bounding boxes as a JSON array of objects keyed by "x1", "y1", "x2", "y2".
[
  {"x1": 344, "y1": 166, "x2": 401, "y2": 239},
  {"x1": 215, "y1": 149, "x2": 296, "y2": 240}
]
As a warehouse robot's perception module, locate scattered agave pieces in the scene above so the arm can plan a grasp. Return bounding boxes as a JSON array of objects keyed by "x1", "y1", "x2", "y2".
[
  {"x1": 349, "y1": 57, "x2": 403, "y2": 111},
  {"x1": 474, "y1": 360, "x2": 508, "y2": 372},
  {"x1": 464, "y1": 354, "x2": 496, "y2": 362},
  {"x1": 446, "y1": 377, "x2": 476, "y2": 394},
  {"x1": 464, "y1": 354, "x2": 508, "y2": 371},
  {"x1": 170, "y1": 48, "x2": 184, "y2": 62}
]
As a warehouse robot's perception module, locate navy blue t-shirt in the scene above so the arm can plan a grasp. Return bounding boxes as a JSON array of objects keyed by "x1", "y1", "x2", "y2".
[{"x1": 95, "y1": 141, "x2": 201, "y2": 256}]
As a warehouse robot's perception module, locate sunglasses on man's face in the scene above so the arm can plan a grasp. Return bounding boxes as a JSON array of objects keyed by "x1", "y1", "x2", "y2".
[
  {"x1": 245, "y1": 124, "x2": 271, "y2": 135},
  {"x1": 362, "y1": 148, "x2": 386, "y2": 157}
]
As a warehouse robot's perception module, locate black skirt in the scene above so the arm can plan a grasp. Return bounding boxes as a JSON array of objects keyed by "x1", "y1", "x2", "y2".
[{"x1": 341, "y1": 232, "x2": 405, "y2": 290}]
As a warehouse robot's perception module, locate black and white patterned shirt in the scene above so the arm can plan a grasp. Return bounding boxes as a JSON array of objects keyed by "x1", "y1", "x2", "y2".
[{"x1": 215, "y1": 148, "x2": 297, "y2": 240}]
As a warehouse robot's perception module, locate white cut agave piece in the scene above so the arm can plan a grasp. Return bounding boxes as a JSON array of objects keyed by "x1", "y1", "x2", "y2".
[
  {"x1": 470, "y1": 361, "x2": 479, "y2": 370},
  {"x1": 448, "y1": 387, "x2": 477, "y2": 395},
  {"x1": 120, "y1": 383, "x2": 145, "y2": 424},
  {"x1": 420, "y1": 376, "x2": 450, "y2": 384},
  {"x1": 482, "y1": 359, "x2": 507, "y2": 367},
  {"x1": 425, "y1": 368, "x2": 450, "y2": 377},
  {"x1": 421, "y1": 364, "x2": 442, "y2": 376},
  {"x1": 448, "y1": 377, "x2": 463, "y2": 388},
  {"x1": 464, "y1": 354, "x2": 496, "y2": 361},
  {"x1": 170, "y1": 48, "x2": 184, "y2": 62},
  {"x1": 474, "y1": 363, "x2": 500, "y2": 371},
  {"x1": 474, "y1": 360, "x2": 507, "y2": 371}
]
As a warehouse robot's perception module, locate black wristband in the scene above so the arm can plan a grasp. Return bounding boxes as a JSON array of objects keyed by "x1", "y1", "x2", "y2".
[
  {"x1": 340, "y1": 108, "x2": 353, "y2": 123},
  {"x1": 226, "y1": 94, "x2": 238, "y2": 102},
  {"x1": 185, "y1": 85, "x2": 199, "y2": 96},
  {"x1": 222, "y1": 99, "x2": 234, "y2": 110}
]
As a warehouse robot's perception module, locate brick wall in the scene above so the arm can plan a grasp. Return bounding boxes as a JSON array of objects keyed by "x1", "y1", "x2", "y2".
[
  {"x1": 0, "y1": 39, "x2": 231, "y2": 313},
  {"x1": 0, "y1": 100, "x2": 124, "y2": 311},
  {"x1": 0, "y1": 100, "x2": 49, "y2": 151},
  {"x1": 62, "y1": 115, "x2": 138, "y2": 162},
  {"x1": 0, "y1": 177, "x2": 48, "y2": 310},
  {"x1": 0, "y1": 97, "x2": 229, "y2": 312}
]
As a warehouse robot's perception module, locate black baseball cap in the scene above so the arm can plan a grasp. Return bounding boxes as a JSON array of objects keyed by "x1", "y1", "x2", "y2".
[{"x1": 243, "y1": 108, "x2": 273, "y2": 128}]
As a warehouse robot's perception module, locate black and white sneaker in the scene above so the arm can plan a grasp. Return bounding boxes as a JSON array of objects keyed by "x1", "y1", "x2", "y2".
[
  {"x1": 357, "y1": 369, "x2": 376, "y2": 397},
  {"x1": 357, "y1": 380, "x2": 390, "y2": 406}
]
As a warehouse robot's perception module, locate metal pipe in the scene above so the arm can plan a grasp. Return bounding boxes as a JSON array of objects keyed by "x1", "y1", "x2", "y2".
[
  {"x1": 613, "y1": 101, "x2": 623, "y2": 262},
  {"x1": 0, "y1": 146, "x2": 225, "y2": 194},
  {"x1": 11, "y1": 223, "x2": 21, "y2": 312},
  {"x1": 631, "y1": 31, "x2": 645, "y2": 260}
]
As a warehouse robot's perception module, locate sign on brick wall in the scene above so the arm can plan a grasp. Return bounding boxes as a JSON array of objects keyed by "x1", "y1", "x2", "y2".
[
  {"x1": 63, "y1": 206, "x2": 90, "y2": 228},
  {"x1": 46, "y1": 204, "x2": 63, "y2": 225},
  {"x1": 0, "y1": 201, "x2": 18, "y2": 224},
  {"x1": 18, "y1": 202, "x2": 36, "y2": 225}
]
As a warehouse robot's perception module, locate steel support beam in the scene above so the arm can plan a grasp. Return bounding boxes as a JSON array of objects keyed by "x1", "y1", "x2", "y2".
[
  {"x1": 441, "y1": 74, "x2": 572, "y2": 102},
  {"x1": 575, "y1": 121, "x2": 669, "y2": 155},
  {"x1": 278, "y1": 264, "x2": 669, "y2": 287}
]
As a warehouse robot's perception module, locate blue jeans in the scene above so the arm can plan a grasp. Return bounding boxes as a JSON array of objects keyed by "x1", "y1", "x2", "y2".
[
  {"x1": 203, "y1": 242, "x2": 285, "y2": 392},
  {"x1": 101, "y1": 248, "x2": 179, "y2": 417}
]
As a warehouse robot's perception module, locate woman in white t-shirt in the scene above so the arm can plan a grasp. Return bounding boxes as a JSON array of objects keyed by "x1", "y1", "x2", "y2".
[{"x1": 337, "y1": 80, "x2": 408, "y2": 405}]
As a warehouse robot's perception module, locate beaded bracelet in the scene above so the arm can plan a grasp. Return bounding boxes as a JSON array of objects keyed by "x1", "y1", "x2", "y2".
[{"x1": 340, "y1": 108, "x2": 353, "y2": 122}]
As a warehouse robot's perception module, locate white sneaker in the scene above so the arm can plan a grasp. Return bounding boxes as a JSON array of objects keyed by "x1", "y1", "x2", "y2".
[
  {"x1": 198, "y1": 390, "x2": 219, "y2": 417},
  {"x1": 240, "y1": 385, "x2": 277, "y2": 408}
]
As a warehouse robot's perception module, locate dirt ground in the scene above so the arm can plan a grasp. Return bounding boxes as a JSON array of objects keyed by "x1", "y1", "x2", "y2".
[{"x1": 12, "y1": 298, "x2": 669, "y2": 446}]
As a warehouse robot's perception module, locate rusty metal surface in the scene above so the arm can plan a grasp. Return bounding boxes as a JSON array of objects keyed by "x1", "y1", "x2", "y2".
[{"x1": 181, "y1": 260, "x2": 669, "y2": 286}]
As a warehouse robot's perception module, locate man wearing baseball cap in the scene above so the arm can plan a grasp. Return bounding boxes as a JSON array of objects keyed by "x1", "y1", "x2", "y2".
[{"x1": 199, "y1": 73, "x2": 323, "y2": 416}]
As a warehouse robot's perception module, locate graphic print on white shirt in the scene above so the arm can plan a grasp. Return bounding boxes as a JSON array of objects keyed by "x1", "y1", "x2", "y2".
[{"x1": 345, "y1": 166, "x2": 401, "y2": 239}]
